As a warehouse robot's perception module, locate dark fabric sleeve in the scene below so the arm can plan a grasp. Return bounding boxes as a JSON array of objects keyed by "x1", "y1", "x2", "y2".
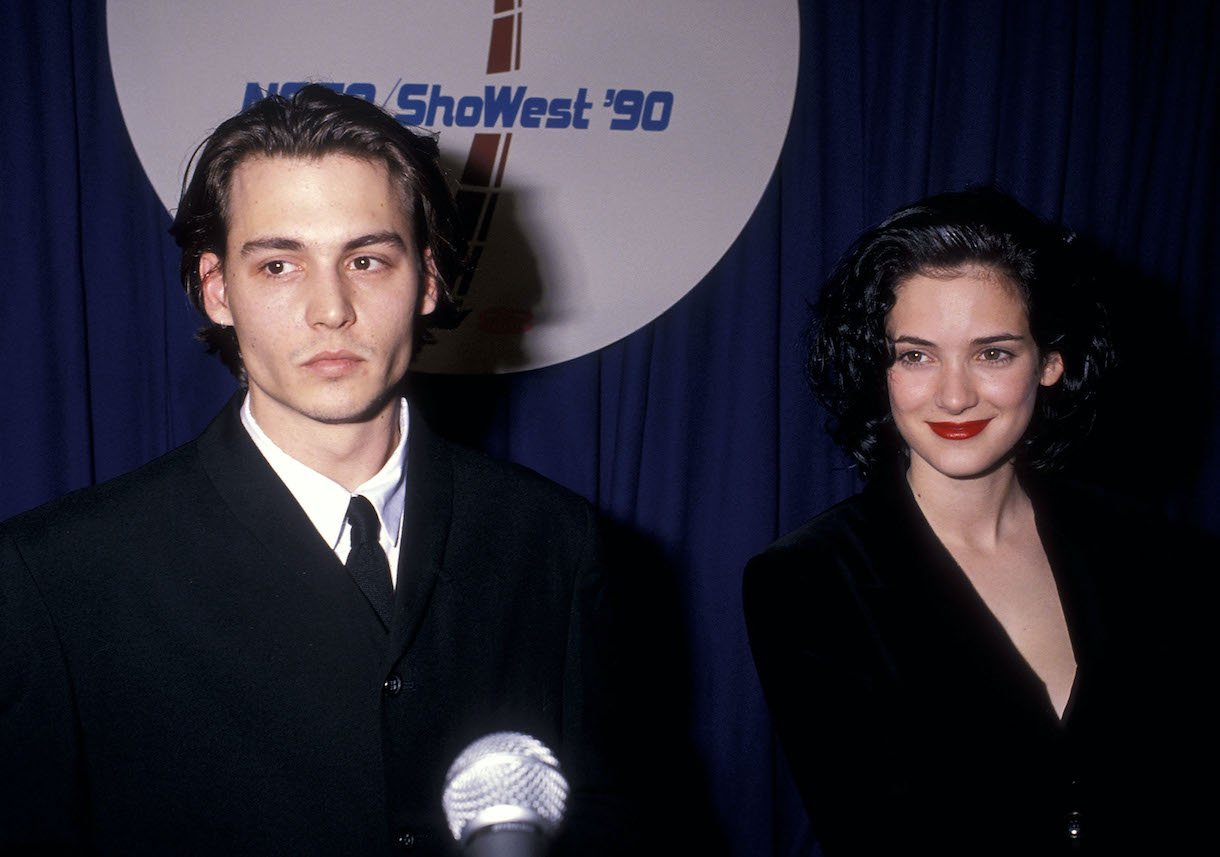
[
  {"x1": 742, "y1": 541, "x2": 918, "y2": 857},
  {"x1": 0, "y1": 528, "x2": 87, "y2": 854},
  {"x1": 552, "y1": 507, "x2": 630, "y2": 857}
]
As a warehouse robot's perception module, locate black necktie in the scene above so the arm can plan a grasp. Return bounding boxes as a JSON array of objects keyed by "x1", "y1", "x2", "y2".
[{"x1": 346, "y1": 495, "x2": 394, "y2": 627}]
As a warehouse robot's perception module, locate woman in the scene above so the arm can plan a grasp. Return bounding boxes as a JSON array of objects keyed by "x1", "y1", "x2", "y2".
[{"x1": 743, "y1": 188, "x2": 1210, "y2": 855}]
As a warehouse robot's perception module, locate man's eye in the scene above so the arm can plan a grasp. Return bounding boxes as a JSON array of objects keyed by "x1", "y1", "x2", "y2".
[
  {"x1": 351, "y1": 256, "x2": 383, "y2": 271},
  {"x1": 263, "y1": 260, "x2": 292, "y2": 276}
]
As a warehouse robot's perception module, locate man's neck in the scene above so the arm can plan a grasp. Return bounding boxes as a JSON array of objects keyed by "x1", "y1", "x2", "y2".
[{"x1": 248, "y1": 396, "x2": 402, "y2": 492}]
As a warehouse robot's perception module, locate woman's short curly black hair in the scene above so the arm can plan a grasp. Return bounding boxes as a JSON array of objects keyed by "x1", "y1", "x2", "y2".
[{"x1": 807, "y1": 186, "x2": 1115, "y2": 478}]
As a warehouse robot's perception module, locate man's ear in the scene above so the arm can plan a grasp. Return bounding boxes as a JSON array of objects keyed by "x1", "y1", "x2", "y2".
[
  {"x1": 418, "y1": 248, "x2": 439, "y2": 317},
  {"x1": 199, "y1": 253, "x2": 233, "y2": 326}
]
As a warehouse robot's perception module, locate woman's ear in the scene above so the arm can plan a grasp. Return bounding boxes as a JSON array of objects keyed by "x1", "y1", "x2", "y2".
[{"x1": 1039, "y1": 351, "x2": 1065, "y2": 387}]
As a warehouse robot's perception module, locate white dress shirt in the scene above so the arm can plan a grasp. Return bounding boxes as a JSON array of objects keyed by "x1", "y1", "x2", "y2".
[{"x1": 239, "y1": 395, "x2": 408, "y2": 586}]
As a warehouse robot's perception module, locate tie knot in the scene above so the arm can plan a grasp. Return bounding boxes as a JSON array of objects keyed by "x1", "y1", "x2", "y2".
[{"x1": 347, "y1": 495, "x2": 381, "y2": 549}]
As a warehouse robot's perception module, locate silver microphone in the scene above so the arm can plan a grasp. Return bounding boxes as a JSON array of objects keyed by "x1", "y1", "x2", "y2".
[{"x1": 442, "y1": 731, "x2": 569, "y2": 857}]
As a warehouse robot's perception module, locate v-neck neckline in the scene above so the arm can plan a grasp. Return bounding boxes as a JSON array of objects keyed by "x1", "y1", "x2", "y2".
[{"x1": 879, "y1": 472, "x2": 1086, "y2": 729}]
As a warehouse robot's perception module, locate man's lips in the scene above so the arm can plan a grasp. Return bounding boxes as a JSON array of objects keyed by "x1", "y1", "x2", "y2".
[
  {"x1": 927, "y1": 419, "x2": 992, "y2": 440},
  {"x1": 302, "y1": 350, "x2": 364, "y2": 376}
]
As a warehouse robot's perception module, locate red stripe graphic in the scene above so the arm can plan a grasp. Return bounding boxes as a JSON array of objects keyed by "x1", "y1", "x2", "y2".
[
  {"x1": 454, "y1": 131, "x2": 512, "y2": 303},
  {"x1": 487, "y1": 1, "x2": 522, "y2": 74},
  {"x1": 452, "y1": 1, "x2": 526, "y2": 333}
]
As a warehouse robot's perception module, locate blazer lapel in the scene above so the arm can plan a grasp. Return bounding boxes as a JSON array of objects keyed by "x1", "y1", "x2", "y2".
[
  {"x1": 1025, "y1": 476, "x2": 1105, "y2": 724},
  {"x1": 865, "y1": 474, "x2": 1062, "y2": 728}
]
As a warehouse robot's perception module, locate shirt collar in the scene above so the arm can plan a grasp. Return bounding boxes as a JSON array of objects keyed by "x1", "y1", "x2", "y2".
[{"x1": 239, "y1": 395, "x2": 408, "y2": 552}]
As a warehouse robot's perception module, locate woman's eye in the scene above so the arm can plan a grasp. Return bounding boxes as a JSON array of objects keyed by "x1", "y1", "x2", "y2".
[
  {"x1": 980, "y1": 348, "x2": 1010, "y2": 362},
  {"x1": 897, "y1": 350, "x2": 926, "y2": 364}
]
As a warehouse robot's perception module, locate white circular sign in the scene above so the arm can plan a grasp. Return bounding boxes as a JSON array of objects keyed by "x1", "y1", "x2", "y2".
[{"x1": 108, "y1": 0, "x2": 799, "y2": 373}]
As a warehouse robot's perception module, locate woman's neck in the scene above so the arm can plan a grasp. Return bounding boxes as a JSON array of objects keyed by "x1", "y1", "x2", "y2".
[{"x1": 905, "y1": 459, "x2": 1030, "y2": 553}]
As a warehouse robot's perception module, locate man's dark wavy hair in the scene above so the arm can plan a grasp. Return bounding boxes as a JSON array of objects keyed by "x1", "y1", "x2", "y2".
[
  {"x1": 807, "y1": 186, "x2": 1115, "y2": 478},
  {"x1": 170, "y1": 84, "x2": 466, "y2": 380}
]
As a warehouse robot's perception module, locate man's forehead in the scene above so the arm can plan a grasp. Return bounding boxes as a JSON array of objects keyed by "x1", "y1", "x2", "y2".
[
  {"x1": 221, "y1": 153, "x2": 414, "y2": 248},
  {"x1": 227, "y1": 151, "x2": 393, "y2": 188}
]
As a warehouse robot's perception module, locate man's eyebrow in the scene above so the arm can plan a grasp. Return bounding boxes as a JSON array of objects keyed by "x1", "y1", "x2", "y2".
[
  {"x1": 237, "y1": 232, "x2": 407, "y2": 257},
  {"x1": 239, "y1": 236, "x2": 305, "y2": 256},
  {"x1": 343, "y1": 232, "x2": 407, "y2": 253}
]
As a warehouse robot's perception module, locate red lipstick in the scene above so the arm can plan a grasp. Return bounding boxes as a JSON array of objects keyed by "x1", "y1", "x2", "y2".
[{"x1": 927, "y1": 419, "x2": 991, "y2": 440}]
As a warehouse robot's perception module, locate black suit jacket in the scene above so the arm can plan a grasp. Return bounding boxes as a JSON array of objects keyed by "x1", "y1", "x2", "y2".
[
  {"x1": 1, "y1": 395, "x2": 616, "y2": 856},
  {"x1": 743, "y1": 472, "x2": 1213, "y2": 856}
]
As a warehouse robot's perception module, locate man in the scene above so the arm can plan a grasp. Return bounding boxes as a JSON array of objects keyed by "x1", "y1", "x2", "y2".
[{"x1": 1, "y1": 85, "x2": 615, "y2": 856}]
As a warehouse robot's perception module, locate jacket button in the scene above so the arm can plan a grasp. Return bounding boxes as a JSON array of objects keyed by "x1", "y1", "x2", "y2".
[
  {"x1": 383, "y1": 674, "x2": 403, "y2": 696},
  {"x1": 396, "y1": 830, "x2": 416, "y2": 849},
  {"x1": 1066, "y1": 811, "x2": 1082, "y2": 840}
]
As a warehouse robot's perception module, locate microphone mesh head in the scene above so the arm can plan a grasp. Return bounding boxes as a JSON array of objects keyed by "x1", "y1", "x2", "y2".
[{"x1": 442, "y1": 731, "x2": 569, "y2": 842}]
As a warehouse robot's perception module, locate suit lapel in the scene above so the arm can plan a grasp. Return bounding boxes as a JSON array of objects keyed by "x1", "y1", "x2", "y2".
[
  {"x1": 197, "y1": 394, "x2": 333, "y2": 563},
  {"x1": 195, "y1": 393, "x2": 391, "y2": 634},
  {"x1": 195, "y1": 394, "x2": 457, "y2": 652},
  {"x1": 389, "y1": 408, "x2": 453, "y2": 659}
]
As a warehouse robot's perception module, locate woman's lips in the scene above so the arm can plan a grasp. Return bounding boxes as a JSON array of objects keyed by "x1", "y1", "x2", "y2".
[{"x1": 927, "y1": 419, "x2": 992, "y2": 440}]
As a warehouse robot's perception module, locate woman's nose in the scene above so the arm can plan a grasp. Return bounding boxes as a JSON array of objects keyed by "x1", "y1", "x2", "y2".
[{"x1": 934, "y1": 363, "x2": 979, "y2": 414}]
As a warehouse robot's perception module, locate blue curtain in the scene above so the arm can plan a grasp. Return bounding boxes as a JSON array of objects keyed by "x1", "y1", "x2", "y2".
[{"x1": 3, "y1": 2, "x2": 1217, "y2": 855}]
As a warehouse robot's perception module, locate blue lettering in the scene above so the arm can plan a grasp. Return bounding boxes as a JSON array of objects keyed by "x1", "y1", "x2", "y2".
[
  {"x1": 571, "y1": 88, "x2": 592, "y2": 129},
  {"x1": 242, "y1": 82, "x2": 268, "y2": 110},
  {"x1": 277, "y1": 81, "x2": 310, "y2": 98},
  {"x1": 641, "y1": 91, "x2": 673, "y2": 131},
  {"x1": 245, "y1": 82, "x2": 372, "y2": 111},
  {"x1": 344, "y1": 83, "x2": 376, "y2": 102},
  {"x1": 350, "y1": 81, "x2": 656, "y2": 131},
  {"x1": 519, "y1": 97, "x2": 547, "y2": 128},
  {"x1": 545, "y1": 97, "x2": 571, "y2": 129},
  {"x1": 395, "y1": 83, "x2": 429, "y2": 125},
  {"x1": 455, "y1": 95, "x2": 483, "y2": 127},
  {"x1": 609, "y1": 89, "x2": 644, "y2": 131},
  {"x1": 244, "y1": 82, "x2": 662, "y2": 131},
  {"x1": 425, "y1": 85, "x2": 454, "y2": 126},
  {"x1": 483, "y1": 86, "x2": 526, "y2": 126}
]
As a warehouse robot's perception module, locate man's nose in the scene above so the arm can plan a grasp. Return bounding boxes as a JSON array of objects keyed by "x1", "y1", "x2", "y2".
[{"x1": 306, "y1": 269, "x2": 356, "y2": 329}]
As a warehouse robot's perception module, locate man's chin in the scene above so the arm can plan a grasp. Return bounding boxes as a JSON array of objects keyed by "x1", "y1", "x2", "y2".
[
  {"x1": 307, "y1": 395, "x2": 401, "y2": 426},
  {"x1": 246, "y1": 380, "x2": 407, "y2": 432}
]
